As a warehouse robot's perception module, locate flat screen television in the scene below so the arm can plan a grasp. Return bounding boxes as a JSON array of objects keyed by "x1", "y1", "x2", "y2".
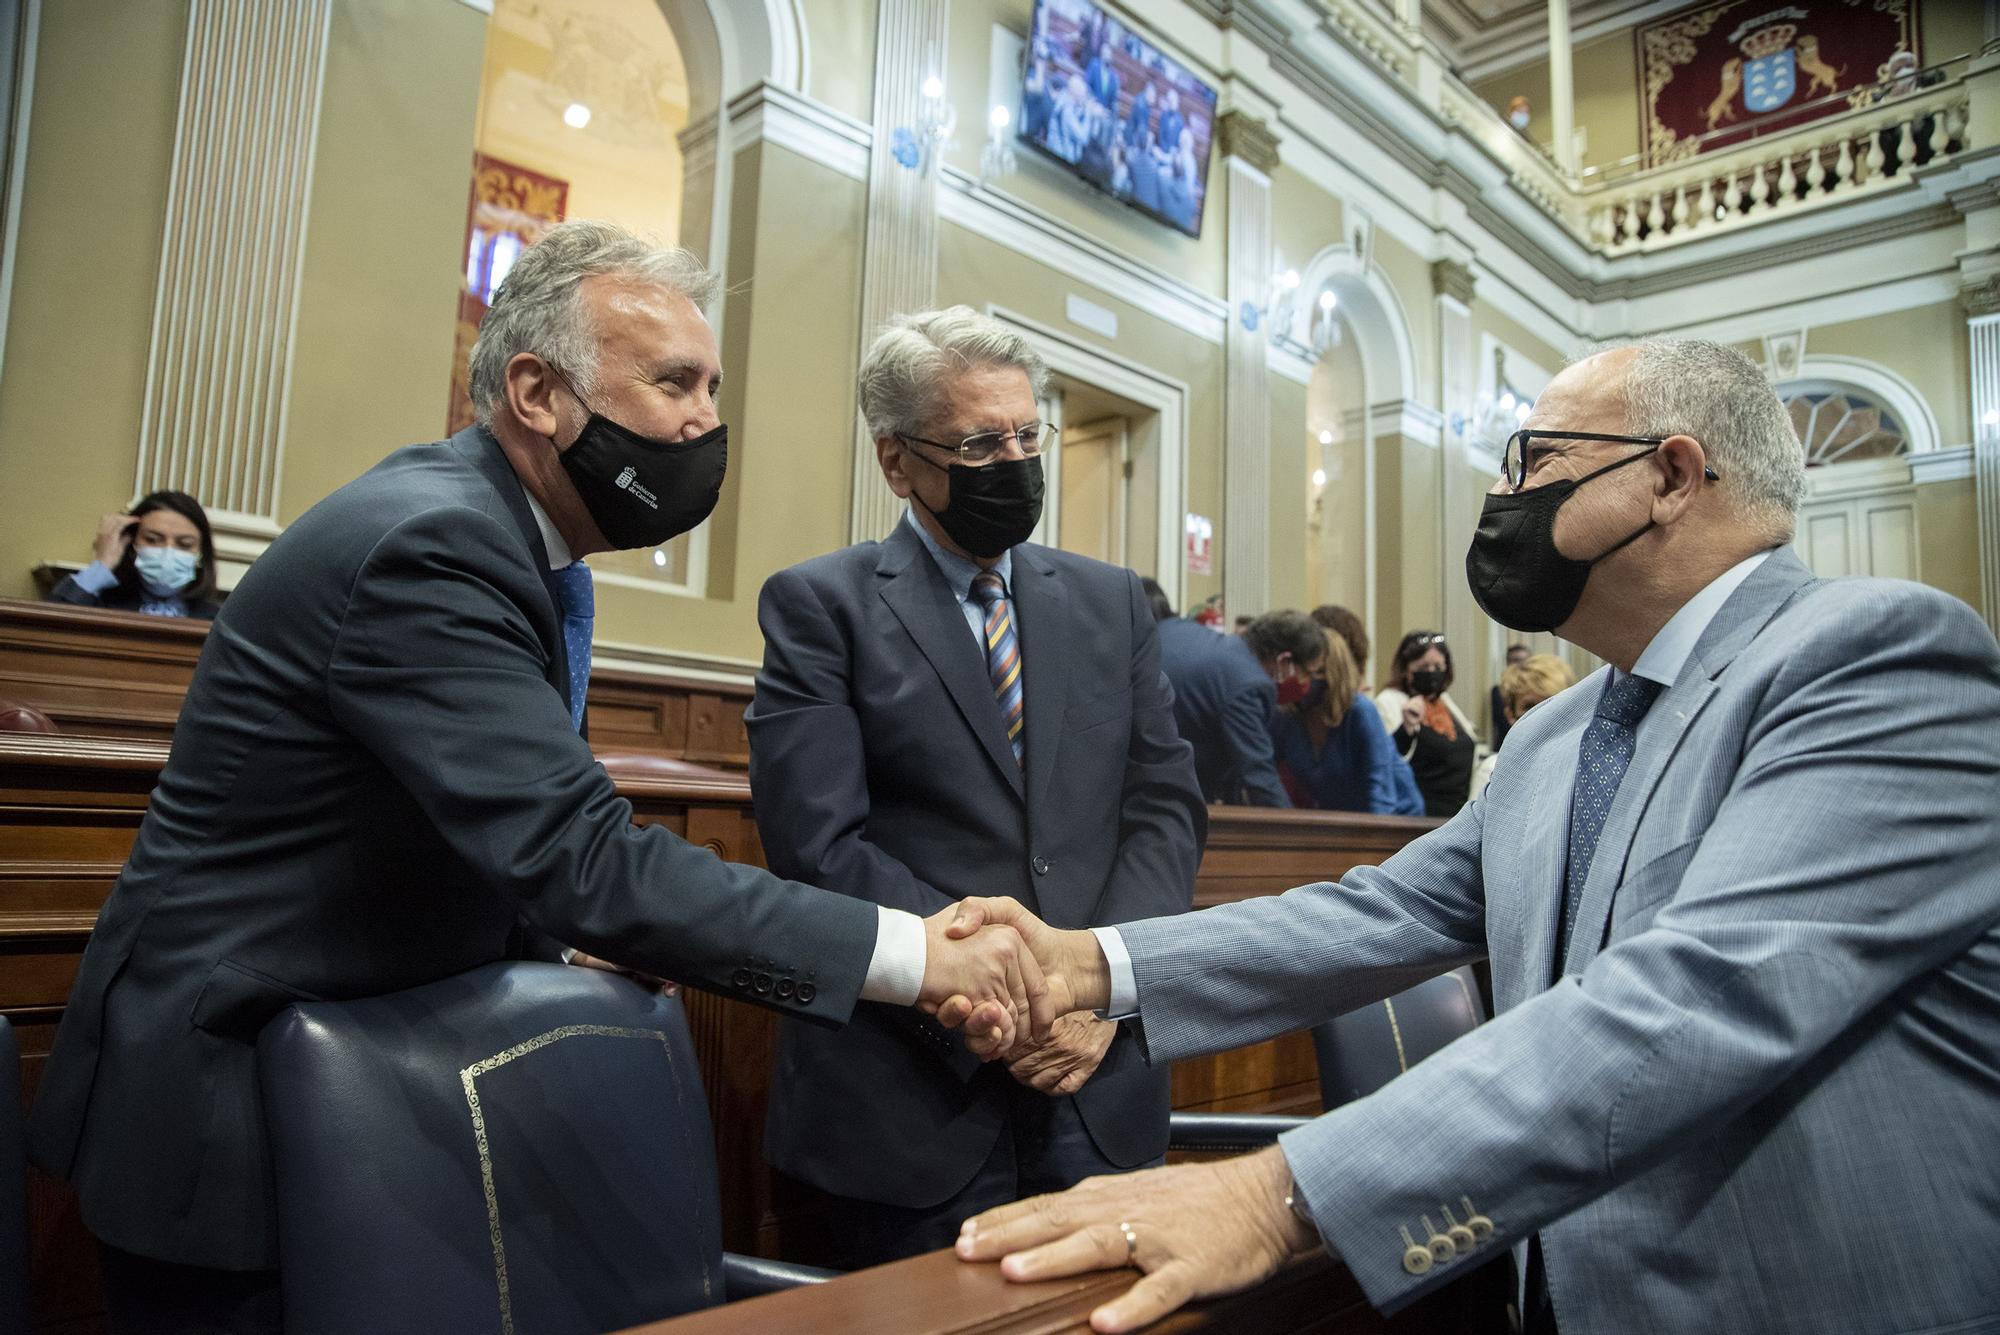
[{"x1": 1016, "y1": 0, "x2": 1219, "y2": 239}]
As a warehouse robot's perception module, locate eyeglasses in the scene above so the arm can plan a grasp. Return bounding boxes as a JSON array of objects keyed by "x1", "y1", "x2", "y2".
[
  {"x1": 1502, "y1": 429, "x2": 1720, "y2": 492},
  {"x1": 898, "y1": 422, "x2": 1057, "y2": 466}
]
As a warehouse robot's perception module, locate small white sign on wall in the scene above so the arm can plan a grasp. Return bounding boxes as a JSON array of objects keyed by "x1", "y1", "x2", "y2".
[
  {"x1": 1065, "y1": 293, "x2": 1118, "y2": 339},
  {"x1": 1185, "y1": 512, "x2": 1213, "y2": 575}
]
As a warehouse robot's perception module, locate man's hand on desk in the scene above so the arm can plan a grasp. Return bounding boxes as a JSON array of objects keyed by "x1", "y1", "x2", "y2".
[
  {"x1": 915, "y1": 904, "x2": 1055, "y2": 1055},
  {"x1": 931, "y1": 896, "x2": 1112, "y2": 1060},
  {"x1": 1004, "y1": 1013, "x2": 1116, "y2": 1095},
  {"x1": 956, "y1": 1144, "x2": 1321, "y2": 1333}
]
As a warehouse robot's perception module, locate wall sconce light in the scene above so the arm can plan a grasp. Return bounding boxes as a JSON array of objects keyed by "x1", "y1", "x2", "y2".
[
  {"x1": 1984, "y1": 408, "x2": 1999, "y2": 439},
  {"x1": 1240, "y1": 268, "x2": 1299, "y2": 336},
  {"x1": 892, "y1": 74, "x2": 957, "y2": 176},
  {"x1": 1309, "y1": 289, "x2": 1343, "y2": 355},
  {"x1": 979, "y1": 103, "x2": 1017, "y2": 185}
]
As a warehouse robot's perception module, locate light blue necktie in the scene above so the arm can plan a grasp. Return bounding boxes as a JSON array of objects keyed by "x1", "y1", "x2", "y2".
[
  {"x1": 552, "y1": 560, "x2": 594, "y2": 733},
  {"x1": 1555, "y1": 672, "x2": 1664, "y2": 966},
  {"x1": 969, "y1": 571, "x2": 1025, "y2": 768}
]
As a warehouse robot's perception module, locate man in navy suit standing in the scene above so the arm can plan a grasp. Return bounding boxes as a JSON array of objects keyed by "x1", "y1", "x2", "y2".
[{"x1": 748, "y1": 307, "x2": 1204, "y2": 1268}]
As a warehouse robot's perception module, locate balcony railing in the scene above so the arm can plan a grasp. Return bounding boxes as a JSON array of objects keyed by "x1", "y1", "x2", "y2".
[{"x1": 1433, "y1": 51, "x2": 1975, "y2": 258}]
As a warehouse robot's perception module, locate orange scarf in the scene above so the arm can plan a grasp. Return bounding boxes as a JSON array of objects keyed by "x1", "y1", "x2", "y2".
[{"x1": 1421, "y1": 695, "x2": 1456, "y2": 741}]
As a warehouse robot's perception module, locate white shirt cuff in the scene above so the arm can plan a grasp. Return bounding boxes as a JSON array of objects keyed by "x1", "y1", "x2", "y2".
[
  {"x1": 73, "y1": 560, "x2": 119, "y2": 594},
  {"x1": 860, "y1": 906, "x2": 926, "y2": 1006},
  {"x1": 1090, "y1": 926, "x2": 1140, "y2": 1020}
]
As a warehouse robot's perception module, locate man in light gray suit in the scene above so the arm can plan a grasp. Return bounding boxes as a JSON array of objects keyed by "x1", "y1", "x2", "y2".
[{"x1": 942, "y1": 340, "x2": 2000, "y2": 1334}]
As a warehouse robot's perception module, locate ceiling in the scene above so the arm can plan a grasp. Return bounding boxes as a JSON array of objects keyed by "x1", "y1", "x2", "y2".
[{"x1": 1422, "y1": 0, "x2": 1690, "y2": 83}]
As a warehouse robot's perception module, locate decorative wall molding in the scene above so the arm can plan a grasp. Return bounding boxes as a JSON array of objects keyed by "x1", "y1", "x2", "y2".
[
  {"x1": 1368, "y1": 398, "x2": 1443, "y2": 447},
  {"x1": 849, "y1": 0, "x2": 949, "y2": 544},
  {"x1": 1216, "y1": 109, "x2": 1281, "y2": 175},
  {"x1": 1223, "y1": 154, "x2": 1275, "y2": 614},
  {"x1": 1431, "y1": 258, "x2": 1476, "y2": 305},
  {"x1": 134, "y1": 0, "x2": 333, "y2": 529},
  {"x1": 593, "y1": 638, "x2": 759, "y2": 687},
  {"x1": 1909, "y1": 445, "x2": 1975, "y2": 485},
  {"x1": 1781, "y1": 356, "x2": 1944, "y2": 459}
]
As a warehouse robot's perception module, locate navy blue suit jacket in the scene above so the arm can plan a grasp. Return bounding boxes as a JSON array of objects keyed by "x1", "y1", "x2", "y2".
[
  {"x1": 747, "y1": 522, "x2": 1203, "y2": 1207},
  {"x1": 1155, "y1": 616, "x2": 1289, "y2": 807},
  {"x1": 29, "y1": 428, "x2": 878, "y2": 1269}
]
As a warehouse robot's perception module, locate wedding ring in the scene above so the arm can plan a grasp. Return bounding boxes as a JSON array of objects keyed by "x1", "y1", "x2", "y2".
[{"x1": 1118, "y1": 1220, "x2": 1138, "y2": 1265}]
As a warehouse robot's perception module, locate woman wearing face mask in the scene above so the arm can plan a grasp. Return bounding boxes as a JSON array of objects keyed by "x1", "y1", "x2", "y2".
[
  {"x1": 47, "y1": 490, "x2": 220, "y2": 620},
  {"x1": 1374, "y1": 630, "x2": 1481, "y2": 818},
  {"x1": 1270, "y1": 630, "x2": 1425, "y2": 815}
]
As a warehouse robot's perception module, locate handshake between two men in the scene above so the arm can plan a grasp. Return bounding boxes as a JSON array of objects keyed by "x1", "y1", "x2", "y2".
[{"x1": 921, "y1": 896, "x2": 1323, "y2": 1335}]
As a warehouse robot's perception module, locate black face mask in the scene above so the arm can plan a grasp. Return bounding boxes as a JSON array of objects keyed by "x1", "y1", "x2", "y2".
[
  {"x1": 1410, "y1": 667, "x2": 1447, "y2": 699},
  {"x1": 1465, "y1": 448, "x2": 1658, "y2": 633},
  {"x1": 556, "y1": 399, "x2": 728, "y2": 551},
  {"x1": 912, "y1": 453, "x2": 1045, "y2": 558}
]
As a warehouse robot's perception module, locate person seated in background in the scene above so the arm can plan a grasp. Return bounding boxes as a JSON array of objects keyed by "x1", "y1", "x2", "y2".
[
  {"x1": 1121, "y1": 79, "x2": 1156, "y2": 152},
  {"x1": 1488, "y1": 641, "x2": 1530, "y2": 746},
  {"x1": 47, "y1": 490, "x2": 221, "y2": 620},
  {"x1": 1312, "y1": 603, "x2": 1425, "y2": 814},
  {"x1": 1472, "y1": 652, "x2": 1575, "y2": 799},
  {"x1": 1046, "y1": 74, "x2": 1096, "y2": 164},
  {"x1": 1375, "y1": 630, "x2": 1481, "y2": 818},
  {"x1": 1270, "y1": 629, "x2": 1423, "y2": 814},
  {"x1": 746, "y1": 307, "x2": 1203, "y2": 1269},
  {"x1": 1019, "y1": 58, "x2": 1054, "y2": 142},
  {"x1": 1155, "y1": 599, "x2": 1321, "y2": 807}
]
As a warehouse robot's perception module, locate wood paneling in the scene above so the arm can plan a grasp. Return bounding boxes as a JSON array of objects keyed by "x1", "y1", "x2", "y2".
[
  {"x1": 0, "y1": 600, "x2": 755, "y2": 765},
  {"x1": 0, "y1": 735, "x2": 1441, "y2": 1329}
]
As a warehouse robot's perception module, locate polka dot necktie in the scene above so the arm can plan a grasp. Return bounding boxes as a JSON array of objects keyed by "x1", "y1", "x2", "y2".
[
  {"x1": 552, "y1": 560, "x2": 594, "y2": 733},
  {"x1": 1555, "y1": 672, "x2": 1664, "y2": 967},
  {"x1": 969, "y1": 571, "x2": 1025, "y2": 768}
]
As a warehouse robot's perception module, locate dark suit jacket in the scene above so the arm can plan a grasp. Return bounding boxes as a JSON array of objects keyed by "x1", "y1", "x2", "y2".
[
  {"x1": 1155, "y1": 616, "x2": 1289, "y2": 807},
  {"x1": 747, "y1": 522, "x2": 1204, "y2": 1208},
  {"x1": 28, "y1": 427, "x2": 878, "y2": 1270}
]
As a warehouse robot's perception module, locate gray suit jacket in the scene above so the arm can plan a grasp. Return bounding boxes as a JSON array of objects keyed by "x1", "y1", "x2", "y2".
[
  {"x1": 1120, "y1": 549, "x2": 2000, "y2": 1334},
  {"x1": 30, "y1": 428, "x2": 878, "y2": 1270}
]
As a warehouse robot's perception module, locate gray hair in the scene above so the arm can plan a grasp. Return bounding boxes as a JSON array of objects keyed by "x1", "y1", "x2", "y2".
[
  {"x1": 857, "y1": 306, "x2": 1050, "y2": 439},
  {"x1": 467, "y1": 219, "x2": 718, "y2": 425},
  {"x1": 1619, "y1": 338, "x2": 1806, "y2": 537}
]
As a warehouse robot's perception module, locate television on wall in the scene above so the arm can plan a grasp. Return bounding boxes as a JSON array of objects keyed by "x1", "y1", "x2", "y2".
[{"x1": 1016, "y1": 0, "x2": 1219, "y2": 239}]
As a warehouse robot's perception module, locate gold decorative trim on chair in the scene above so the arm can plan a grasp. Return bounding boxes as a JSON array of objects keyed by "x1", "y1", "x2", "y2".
[{"x1": 459, "y1": 1023, "x2": 712, "y2": 1335}]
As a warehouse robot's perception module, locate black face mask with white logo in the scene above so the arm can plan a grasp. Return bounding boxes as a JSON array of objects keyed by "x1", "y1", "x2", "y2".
[{"x1": 555, "y1": 397, "x2": 728, "y2": 551}]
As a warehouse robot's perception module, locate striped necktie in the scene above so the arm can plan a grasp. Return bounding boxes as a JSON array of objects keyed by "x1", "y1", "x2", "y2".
[
  {"x1": 552, "y1": 560, "x2": 594, "y2": 733},
  {"x1": 969, "y1": 571, "x2": 1025, "y2": 767}
]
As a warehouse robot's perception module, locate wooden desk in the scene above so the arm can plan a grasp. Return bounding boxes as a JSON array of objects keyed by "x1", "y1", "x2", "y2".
[
  {"x1": 620, "y1": 1246, "x2": 1506, "y2": 1334},
  {"x1": 0, "y1": 735, "x2": 1441, "y2": 1331},
  {"x1": 0, "y1": 598, "x2": 755, "y2": 763}
]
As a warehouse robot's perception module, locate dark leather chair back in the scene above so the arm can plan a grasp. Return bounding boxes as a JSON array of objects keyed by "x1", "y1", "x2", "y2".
[
  {"x1": 259, "y1": 962, "x2": 725, "y2": 1335},
  {"x1": 0, "y1": 1017, "x2": 26, "y2": 1335},
  {"x1": 1312, "y1": 966, "x2": 1486, "y2": 1109},
  {"x1": 0, "y1": 699, "x2": 55, "y2": 734}
]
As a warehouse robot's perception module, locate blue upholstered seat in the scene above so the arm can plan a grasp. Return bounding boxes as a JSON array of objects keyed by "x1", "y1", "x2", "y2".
[
  {"x1": 258, "y1": 961, "x2": 824, "y2": 1335},
  {"x1": 1311, "y1": 965, "x2": 1486, "y2": 1110}
]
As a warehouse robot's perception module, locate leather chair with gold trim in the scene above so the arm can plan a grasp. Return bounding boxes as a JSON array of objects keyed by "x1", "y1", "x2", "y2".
[{"x1": 258, "y1": 961, "x2": 830, "y2": 1335}]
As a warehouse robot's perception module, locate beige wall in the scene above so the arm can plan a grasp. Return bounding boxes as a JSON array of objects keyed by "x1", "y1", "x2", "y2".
[
  {"x1": 1267, "y1": 373, "x2": 1310, "y2": 613},
  {"x1": 281, "y1": 0, "x2": 487, "y2": 524},
  {"x1": 1916, "y1": 476, "x2": 1982, "y2": 611},
  {"x1": 0, "y1": 0, "x2": 188, "y2": 596},
  {"x1": 1471, "y1": 32, "x2": 1639, "y2": 172},
  {"x1": 1805, "y1": 302, "x2": 1971, "y2": 447},
  {"x1": 802, "y1": 0, "x2": 877, "y2": 123}
]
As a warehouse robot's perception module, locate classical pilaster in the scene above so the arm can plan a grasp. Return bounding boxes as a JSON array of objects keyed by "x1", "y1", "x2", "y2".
[
  {"x1": 134, "y1": 0, "x2": 333, "y2": 539},
  {"x1": 849, "y1": 0, "x2": 950, "y2": 543},
  {"x1": 1547, "y1": 0, "x2": 1577, "y2": 175},
  {"x1": 1432, "y1": 257, "x2": 1481, "y2": 705},
  {"x1": 1978, "y1": 437, "x2": 2000, "y2": 635},
  {"x1": 1220, "y1": 110, "x2": 1280, "y2": 619}
]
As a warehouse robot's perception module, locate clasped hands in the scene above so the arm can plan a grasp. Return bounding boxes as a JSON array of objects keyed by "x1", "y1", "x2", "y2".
[
  {"x1": 914, "y1": 896, "x2": 1110, "y2": 1062},
  {"x1": 925, "y1": 897, "x2": 1324, "y2": 1333}
]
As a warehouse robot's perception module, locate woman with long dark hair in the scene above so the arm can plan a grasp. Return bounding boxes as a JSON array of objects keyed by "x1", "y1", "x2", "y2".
[{"x1": 47, "y1": 491, "x2": 221, "y2": 620}]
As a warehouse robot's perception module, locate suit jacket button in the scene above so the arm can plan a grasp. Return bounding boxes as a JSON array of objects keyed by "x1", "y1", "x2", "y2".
[
  {"x1": 753, "y1": 973, "x2": 772, "y2": 995},
  {"x1": 1032, "y1": 855, "x2": 1051, "y2": 875},
  {"x1": 775, "y1": 978, "x2": 795, "y2": 1000},
  {"x1": 796, "y1": 982, "x2": 816, "y2": 1004},
  {"x1": 1403, "y1": 1245, "x2": 1433, "y2": 1275},
  {"x1": 731, "y1": 969, "x2": 751, "y2": 989}
]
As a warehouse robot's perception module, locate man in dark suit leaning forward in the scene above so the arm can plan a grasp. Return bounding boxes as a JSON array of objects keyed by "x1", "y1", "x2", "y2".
[
  {"x1": 30, "y1": 224, "x2": 1045, "y2": 1334},
  {"x1": 747, "y1": 307, "x2": 1205, "y2": 1268}
]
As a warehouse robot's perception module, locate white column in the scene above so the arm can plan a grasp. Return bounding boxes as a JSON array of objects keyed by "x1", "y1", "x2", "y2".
[
  {"x1": 1972, "y1": 310, "x2": 2000, "y2": 633},
  {"x1": 1394, "y1": 0, "x2": 1421, "y2": 33},
  {"x1": 1433, "y1": 259, "x2": 1480, "y2": 716},
  {"x1": 1220, "y1": 111, "x2": 1279, "y2": 620},
  {"x1": 1547, "y1": 0, "x2": 1577, "y2": 175},
  {"x1": 134, "y1": 0, "x2": 333, "y2": 536},
  {"x1": 849, "y1": 0, "x2": 951, "y2": 543}
]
